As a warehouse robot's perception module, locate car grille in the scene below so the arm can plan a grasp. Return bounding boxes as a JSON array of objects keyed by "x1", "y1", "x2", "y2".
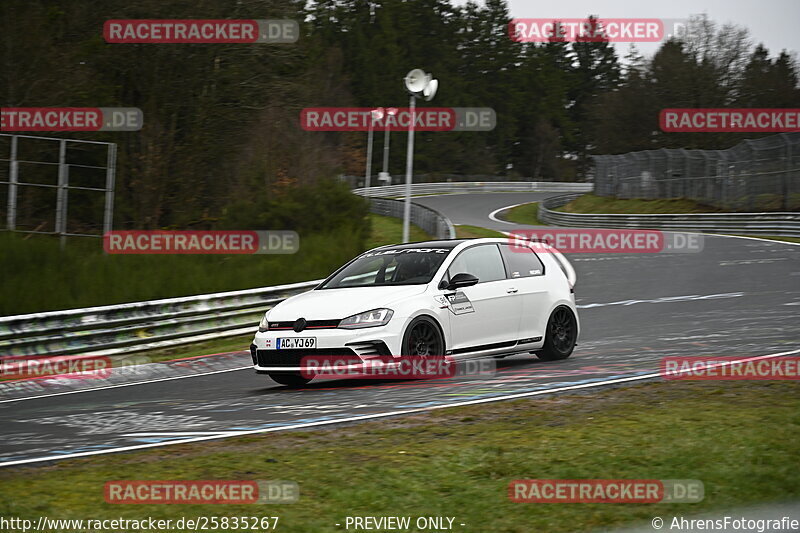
[
  {"x1": 254, "y1": 348, "x2": 361, "y2": 368},
  {"x1": 267, "y1": 319, "x2": 341, "y2": 330}
]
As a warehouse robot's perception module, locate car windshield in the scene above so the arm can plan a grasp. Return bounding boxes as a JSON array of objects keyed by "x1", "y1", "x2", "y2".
[{"x1": 319, "y1": 247, "x2": 452, "y2": 289}]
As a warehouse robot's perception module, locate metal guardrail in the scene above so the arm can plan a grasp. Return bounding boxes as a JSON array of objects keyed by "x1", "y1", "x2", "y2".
[
  {"x1": 538, "y1": 194, "x2": 800, "y2": 238},
  {"x1": 354, "y1": 181, "x2": 593, "y2": 197},
  {"x1": 0, "y1": 281, "x2": 321, "y2": 357},
  {"x1": 368, "y1": 197, "x2": 455, "y2": 239}
]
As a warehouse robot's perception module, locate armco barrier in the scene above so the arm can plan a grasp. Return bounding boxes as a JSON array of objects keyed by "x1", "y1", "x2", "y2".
[
  {"x1": 0, "y1": 281, "x2": 321, "y2": 357},
  {"x1": 354, "y1": 181, "x2": 593, "y2": 197},
  {"x1": 368, "y1": 197, "x2": 455, "y2": 239},
  {"x1": 538, "y1": 194, "x2": 800, "y2": 238}
]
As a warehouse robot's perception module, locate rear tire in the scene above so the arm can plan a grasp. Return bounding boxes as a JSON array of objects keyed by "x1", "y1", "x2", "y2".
[
  {"x1": 268, "y1": 372, "x2": 312, "y2": 387},
  {"x1": 536, "y1": 306, "x2": 577, "y2": 361}
]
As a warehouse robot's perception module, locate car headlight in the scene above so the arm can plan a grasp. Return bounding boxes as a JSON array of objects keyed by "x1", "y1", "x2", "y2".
[
  {"x1": 258, "y1": 313, "x2": 269, "y2": 332},
  {"x1": 339, "y1": 308, "x2": 393, "y2": 329}
]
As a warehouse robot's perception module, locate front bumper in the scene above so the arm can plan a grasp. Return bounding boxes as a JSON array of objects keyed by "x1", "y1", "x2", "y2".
[{"x1": 251, "y1": 327, "x2": 402, "y2": 372}]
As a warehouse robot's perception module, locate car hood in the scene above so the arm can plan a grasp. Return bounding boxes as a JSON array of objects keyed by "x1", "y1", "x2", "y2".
[{"x1": 267, "y1": 285, "x2": 428, "y2": 321}]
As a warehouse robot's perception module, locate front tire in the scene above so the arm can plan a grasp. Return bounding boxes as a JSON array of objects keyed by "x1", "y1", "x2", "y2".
[
  {"x1": 536, "y1": 306, "x2": 577, "y2": 361},
  {"x1": 268, "y1": 372, "x2": 311, "y2": 387},
  {"x1": 401, "y1": 316, "x2": 445, "y2": 356}
]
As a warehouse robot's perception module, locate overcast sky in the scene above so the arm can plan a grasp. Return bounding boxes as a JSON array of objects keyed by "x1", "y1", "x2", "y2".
[{"x1": 467, "y1": 0, "x2": 800, "y2": 61}]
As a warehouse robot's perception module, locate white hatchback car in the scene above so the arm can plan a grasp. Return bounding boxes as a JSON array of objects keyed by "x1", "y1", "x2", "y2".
[{"x1": 251, "y1": 238, "x2": 579, "y2": 386}]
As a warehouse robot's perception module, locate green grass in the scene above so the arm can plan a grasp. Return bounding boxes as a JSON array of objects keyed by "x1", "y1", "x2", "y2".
[
  {"x1": 0, "y1": 214, "x2": 432, "y2": 316},
  {"x1": 556, "y1": 194, "x2": 721, "y2": 214},
  {"x1": 118, "y1": 334, "x2": 254, "y2": 366},
  {"x1": 503, "y1": 202, "x2": 545, "y2": 225},
  {"x1": 557, "y1": 194, "x2": 800, "y2": 214},
  {"x1": 0, "y1": 381, "x2": 796, "y2": 532},
  {"x1": 365, "y1": 213, "x2": 433, "y2": 249},
  {"x1": 0, "y1": 231, "x2": 363, "y2": 316},
  {"x1": 455, "y1": 225, "x2": 506, "y2": 239},
  {"x1": 0, "y1": 335, "x2": 255, "y2": 382}
]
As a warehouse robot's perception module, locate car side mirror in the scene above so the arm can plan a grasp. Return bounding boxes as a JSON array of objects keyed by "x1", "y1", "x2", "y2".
[{"x1": 444, "y1": 272, "x2": 479, "y2": 290}]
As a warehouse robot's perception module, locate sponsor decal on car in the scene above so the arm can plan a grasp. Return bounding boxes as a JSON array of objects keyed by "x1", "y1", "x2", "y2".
[{"x1": 361, "y1": 248, "x2": 451, "y2": 258}]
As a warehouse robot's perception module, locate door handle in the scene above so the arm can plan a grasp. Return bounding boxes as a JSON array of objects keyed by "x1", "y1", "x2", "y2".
[{"x1": 506, "y1": 288, "x2": 518, "y2": 294}]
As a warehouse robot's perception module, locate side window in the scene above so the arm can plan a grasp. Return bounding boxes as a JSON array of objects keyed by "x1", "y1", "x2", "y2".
[
  {"x1": 500, "y1": 244, "x2": 544, "y2": 278},
  {"x1": 446, "y1": 244, "x2": 506, "y2": 283}
]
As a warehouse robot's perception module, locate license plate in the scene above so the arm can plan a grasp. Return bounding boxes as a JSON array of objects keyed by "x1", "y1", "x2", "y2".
[{"x1": 276, "y1": 337, "x2": 316, "y2": 350}]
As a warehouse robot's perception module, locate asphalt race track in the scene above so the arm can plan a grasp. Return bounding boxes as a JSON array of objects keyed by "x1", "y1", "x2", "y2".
[{"x1": 1, "y1": 192, "x2": 798, "y2": 467}]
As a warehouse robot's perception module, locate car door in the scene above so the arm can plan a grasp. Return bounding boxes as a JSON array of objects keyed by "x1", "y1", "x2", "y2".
[
  {"x1": 440, "y1": 243, "x2": 522, "y2": 352},
  {"x1": 499, "y1": 243, "x2": 549, "y2": 342}
]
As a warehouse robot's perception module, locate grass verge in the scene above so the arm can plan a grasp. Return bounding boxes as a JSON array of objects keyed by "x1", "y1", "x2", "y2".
[
  {"x1": 455, "y1": 225, "x2": 506, "y2": 239},
  {"x1": 1, "y1": 381, "x2": 797, "y2": 532},
  {"x1": 0, "y1": 215, "x2": 430, "y2": 316},
  {"x1": 118, "y1": 334, "x2": 253, "y2": 365},
  {"x1": 0, "y1": 231, "x2": 363, "y2": 317},
  {"x1": 503, "y1": 202, "x2": 544, "y2": 225},
  {"x1": 556, "y1": 194, "x2": 720, "y2": 214},
  {"x1": 365, "y1": 213, "x2": 433, "y2": 249}
]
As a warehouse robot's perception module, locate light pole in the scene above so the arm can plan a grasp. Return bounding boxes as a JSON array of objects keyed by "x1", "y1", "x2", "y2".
[
  {"x1": 382, "y1": 107, "x2": 398, "y2": 179},
  {"x1": 402, "y1": 70, "x2": 438, "y2": 243},
  {"x1": 364, "y1": 108, "x2": 383, "y2": 199}
]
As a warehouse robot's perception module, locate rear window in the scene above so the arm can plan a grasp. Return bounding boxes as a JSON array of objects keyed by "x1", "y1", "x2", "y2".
[{"x1": 500, "y1": 243, "x2": 544, "y2": 278}]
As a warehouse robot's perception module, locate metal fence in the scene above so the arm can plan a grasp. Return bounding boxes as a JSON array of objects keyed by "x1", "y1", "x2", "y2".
[
  {"x1": 592, "y1": 133, "x2": 800, "y2": 211},
  {"x1": 0, "y1": 134, "x2": 117, "y2": 246}
]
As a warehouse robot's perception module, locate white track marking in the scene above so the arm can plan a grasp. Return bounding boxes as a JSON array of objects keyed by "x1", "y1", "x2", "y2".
[
  {"x1": 1, "y1": 348, "x2": 797, "y2": 468},
  {"x1": 485, "y1": 202, "x2": 800, "y2": 247},
  {"x1": 121, "y1": 432, "x2": 243, "y2": 437},
  {"x1": 488, "y1": 203, "x2": 527, "y2": 224},
  {"x1": 577, "y1": 292, "x2": 744, "y2": 309},
  {"x1": 708, "y1": 233, "x2": 800, "y2": 246}
]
